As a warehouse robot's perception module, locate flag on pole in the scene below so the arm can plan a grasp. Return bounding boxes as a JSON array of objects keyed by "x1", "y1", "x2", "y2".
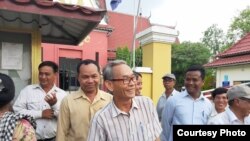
[{"x1": 110, "y1": 0, "x2": 122, "y2": 10}]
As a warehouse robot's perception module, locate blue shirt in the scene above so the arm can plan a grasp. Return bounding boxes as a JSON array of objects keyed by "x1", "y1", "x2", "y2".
[{"x1": 161, "y1": 90, "x2": 212, "y2": 141}]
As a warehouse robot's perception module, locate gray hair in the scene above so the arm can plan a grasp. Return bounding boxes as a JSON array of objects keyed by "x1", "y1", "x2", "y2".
[{"x1": 103, "y1": 60, "x2": 127, "y2": 81}]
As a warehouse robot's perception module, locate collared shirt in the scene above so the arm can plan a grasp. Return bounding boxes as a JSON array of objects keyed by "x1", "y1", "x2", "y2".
[
  {"x1": 56, "y1": 88, "x2": 113, "y2": 141},
  {"x1": 161, "y1": 90, "x2": 212, "y2": 141},
  {"x1": 156, "y1": 89, "x2": 180, "y2": 121},
  {"x1": 207, "y1": 107, "x2": 250, "y2": 124},
  {"x1": 13, "y1": 84, "x2": 67, "y2": 140},
  {"x1": 87, "y1": 96, "x2": 162, "y2": 141},
  {"x1": 209, "y1": 102, "x2": 229, "y2": 118}
]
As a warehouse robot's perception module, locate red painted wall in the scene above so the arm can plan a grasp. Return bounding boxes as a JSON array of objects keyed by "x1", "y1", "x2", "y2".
[
  {"x1": 107, "y1": 11, "x2": 151, "y2": 51},
  {"x1": 42, "y1": 30, "x2": 108, "y2": 68}
]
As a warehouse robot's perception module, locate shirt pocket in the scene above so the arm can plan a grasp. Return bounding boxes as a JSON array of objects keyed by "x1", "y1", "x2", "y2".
[{"x1": 27, "y1": 100, "x2": 41, "y2": 110}]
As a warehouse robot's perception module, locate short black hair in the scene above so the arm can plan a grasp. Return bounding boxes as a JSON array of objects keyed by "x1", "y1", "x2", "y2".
[
  {"x1": 39, "y1": 61, "x2": 58, "y2": 73},
  {"x1": 0, "y1": 73, "x2": 15, "y2": 108},
  {"x1": 133, "y1": 71, "x2": 142, "y2": 80},
  {"x1": 186, "y1": 65, "x2": 205, "y2": 80},
  {"x1": 211, "y1": 87, "x2": 228, "y2": 98},
  {"x1": 76, "y1": 59, "x2": 100, "y2": 74}
]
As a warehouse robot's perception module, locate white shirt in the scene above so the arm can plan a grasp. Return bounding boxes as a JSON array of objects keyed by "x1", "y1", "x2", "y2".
[
  {"x1": 207, "y1": 107, "x2": 250, "y2": 124},
  {"x1": 156, "y1": 89, "x2": 180, "y2": 121},
  {"x1": 13, "y1": 84, "x2": 67, "y2": 140}
]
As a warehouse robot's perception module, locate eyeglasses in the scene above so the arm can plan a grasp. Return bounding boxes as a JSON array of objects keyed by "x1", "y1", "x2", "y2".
[
  {"x1": 238, "y1": 97, "x2": 250, "y2": 103},
  {"x1": 163, "y1": 78, "x2": 174, "y2": 82},
  {"x1": 111, "y1": 75, "x2": 136, "y2": 84}
]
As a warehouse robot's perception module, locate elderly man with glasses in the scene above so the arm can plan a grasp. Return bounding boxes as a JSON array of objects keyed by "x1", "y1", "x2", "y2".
[
  {"x1": 156, "y1": 73, "x2": 180, "y2": 122},
  {"x1": 87, "y1": 60, "x2": 162, "y2": 141}
]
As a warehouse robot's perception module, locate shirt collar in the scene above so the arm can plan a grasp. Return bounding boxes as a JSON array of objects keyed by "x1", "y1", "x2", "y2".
[
  {"x1": 183, "y1": 90, "x2": 206, "y2": 100},
  {"x1": 32, "y1": 84, "x2": 58, "y2": 93},
  {"x1": 161, "y1": 89, "x2": 178, "y2": 98},
  {"x1": 72, "y1": 88, "x2": 108, "y2": 101},
  {"x1": 111, "y1": 98, "x2": 139, "y2": 118},
  {"x1": 226, "y1": 108, "x2": 243, "y2": 124}
]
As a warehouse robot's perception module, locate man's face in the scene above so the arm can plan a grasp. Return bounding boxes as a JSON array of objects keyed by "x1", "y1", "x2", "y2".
[
  {"x1": 184, "y1": 71, "x2": 204, "y2": 95},
  {"x1": 163, "y1": 77, "x2": 175, "y2": 91},
  {"x1": 110, "y1": 64, "x2": 136, "y2": 100},
  {"x1": 213, "y1": 93, "x2": 228, "y2": 113},
  {"x1": 39, "y1": 66, "x2": 56, "y2": 88},
  {"x1": 237, "y1": 97, "x2": 250, "y2": 117},
  {"x1": 77, "y1": 64, "x2": 100, "y2": 94},
  {"x1": 135, "y1": 76, "x2": 142, "y2": 96}
]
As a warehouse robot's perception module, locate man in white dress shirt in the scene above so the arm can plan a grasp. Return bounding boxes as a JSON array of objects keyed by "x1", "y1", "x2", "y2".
[
  {"x1": 13, "y1": 61, "x2": 67, "y2": 141},
  {"x1": 156, "y1": 73, "x2": 179, "y2": 122}
]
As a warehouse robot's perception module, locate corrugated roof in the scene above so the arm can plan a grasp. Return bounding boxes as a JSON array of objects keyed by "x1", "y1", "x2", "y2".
[
  {"x1": 218, "y1": 33, "x2": 250, "y2": 57},
  {"x1": 204, "y1": 33, "x2": 250, "y2": 68},
  {"x1": 204, "y1": 54, "x2": 250, "y2": 68},
  {"x1": 0, "y1": 0, "x2": 106, "y2": 45}
]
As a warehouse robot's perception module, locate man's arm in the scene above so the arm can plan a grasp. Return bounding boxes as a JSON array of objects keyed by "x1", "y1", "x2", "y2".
[
  {"x1": 48, "y1": 90, "x2": 67, "y2": 117},
  {"x1": 87, "y1": 114, "x2": 106, "y2": 141},
  {"x1": 161, "y1": 96, "x2": 175, "y2": 141},
  {"x1": 155, "y1": 137, "x2": 160, "y2": 141},
  {"x1": 13, "y1": 88, "x2": 42, "y2": 119},
  {"x1": 56, "y1": 97, "x2": 70, "y2": 141},
  {"x1": 148, "y1": 98, "x2": 162, "y2": 140}
]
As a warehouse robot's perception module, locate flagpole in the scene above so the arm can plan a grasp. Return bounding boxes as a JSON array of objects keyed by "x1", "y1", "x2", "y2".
[{"x1": 131, "y1": 0, "x2": 141, "y2": 69}]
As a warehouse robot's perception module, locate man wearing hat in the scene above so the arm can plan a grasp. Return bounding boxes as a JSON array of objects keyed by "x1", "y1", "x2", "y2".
[
  {"x1": 156, "y1": 73, "x2": 179, "y2": 122},
  {"x1": 208, "y1": 85, "x2": 250, "y2": 124}
]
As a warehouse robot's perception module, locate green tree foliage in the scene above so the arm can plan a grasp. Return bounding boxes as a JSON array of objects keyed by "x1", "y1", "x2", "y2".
[
  {"x1": 201, "y1": 24, "x2": 227, "y2": 57},
  {"x1": 116, "y1": 46, "x2": 131, "y2": 66},
  {"x1": 171, "y1": 42, "x2": 211, "y2": 90},
  {"x1": 203, "y1": 68, "x2": 216, "y2": 90},
  {"x1": 135, "y1": 47, "x2": 142, "y2": 67},
  {"x1": 115, "y1": 46, "x2": 142, "y2": 67},
  {"x1": 227, "y1": 6, "x2": 250, "y2": 43}
]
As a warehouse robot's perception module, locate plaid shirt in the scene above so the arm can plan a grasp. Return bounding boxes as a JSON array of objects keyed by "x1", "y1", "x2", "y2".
[{"x1": 0, "y1": 112, "x2": 36, "y2": 141}]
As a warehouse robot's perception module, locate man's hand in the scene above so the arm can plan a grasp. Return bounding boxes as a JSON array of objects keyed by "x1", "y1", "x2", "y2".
[
  {"x1": 42, "y1": 109, "x2": 54, "y2": 119},
  {"x1": 45, "y1": 92, "x2": 57, "y2": 106}
]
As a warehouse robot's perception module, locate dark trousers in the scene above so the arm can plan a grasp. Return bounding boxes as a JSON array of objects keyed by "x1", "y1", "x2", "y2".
[{"x1": 37, "y1": 137, "x2": 56, "y2": 141}]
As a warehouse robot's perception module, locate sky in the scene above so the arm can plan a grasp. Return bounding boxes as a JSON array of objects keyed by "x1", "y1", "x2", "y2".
[{"x1": 106, "y1": 0, "x2": 250, "y2": 42}]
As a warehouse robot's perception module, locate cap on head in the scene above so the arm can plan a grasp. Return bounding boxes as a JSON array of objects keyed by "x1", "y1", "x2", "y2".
[
  {"x1": 162, "y1": 73, "x2": 176, "y2": 80},
  {"x1": 0, "y1": 73, "x2": 15, "y2": 106},
  {"x1": 227, "y1": 85, "x2": 250, "y2": 101}
]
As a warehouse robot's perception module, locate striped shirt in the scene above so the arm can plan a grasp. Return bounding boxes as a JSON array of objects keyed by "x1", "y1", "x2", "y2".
[{"x1": 87, "y1": 96, "x2": 162, "y2": 141}]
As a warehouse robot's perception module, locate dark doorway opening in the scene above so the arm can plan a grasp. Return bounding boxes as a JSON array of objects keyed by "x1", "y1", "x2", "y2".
[{"x1": 59, "y1": 57, "x2": 81, "y2": 91}]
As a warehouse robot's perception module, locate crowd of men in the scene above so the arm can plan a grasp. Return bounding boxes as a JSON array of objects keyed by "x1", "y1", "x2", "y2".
[{"x1": 0, "y1": 59, "x2": 249, "y2": 141}]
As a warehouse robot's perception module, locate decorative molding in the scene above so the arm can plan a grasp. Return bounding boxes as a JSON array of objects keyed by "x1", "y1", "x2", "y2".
[
  {"x1": 136, "y1": 25, "x2": 179, "y2": 46},
  {"x1": 134, "y1": 67, "x2": 152, "y2": 73}
]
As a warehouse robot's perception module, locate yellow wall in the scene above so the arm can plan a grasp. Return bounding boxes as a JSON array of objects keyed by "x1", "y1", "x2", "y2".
[
  {"x1": 141, "y1": 73, "x2": 152, "y2": 98},
  {"x1": 0, "y1": 28, "x2": 41, "y2": 84},
  {"x1": 142, "y1": 42, "x2": 172, "y2": 105}
]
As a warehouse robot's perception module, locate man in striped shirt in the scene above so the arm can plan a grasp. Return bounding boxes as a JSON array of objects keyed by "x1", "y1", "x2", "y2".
[{"x1": 87, "y1": 60, "x2": 162, "y2": 141}]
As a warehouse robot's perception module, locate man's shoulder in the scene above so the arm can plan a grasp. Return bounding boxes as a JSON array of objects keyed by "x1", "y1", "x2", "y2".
[
  {"x1": 23, "y1": 84, "x2": 38, "y2": 89},
  {"x1": 134, "y1": 95, "x2": 152, "y2": 102},
  {"x1": 92, "y1": 102, "x2": 112, "y2": 119},
  {"x1": 208, "y1": 111, "x2": 228, "y2": 124},
  {"x1": 20, "y1": 84, "x2": 38, "y2": 93},
  {"x1": 134, "y1": 96, "x2": 154, "y2": 107},
  {"x1": 99, "y1": 90, "x2": 113, "y2": 99}
]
